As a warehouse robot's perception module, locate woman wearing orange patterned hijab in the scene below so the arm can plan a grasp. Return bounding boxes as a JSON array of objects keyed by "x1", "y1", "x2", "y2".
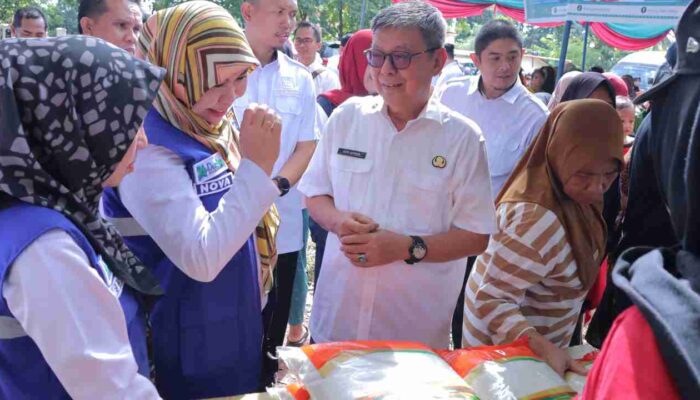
[{"x1": 100, "y1": 1, "x2": 282, "y2": 397}]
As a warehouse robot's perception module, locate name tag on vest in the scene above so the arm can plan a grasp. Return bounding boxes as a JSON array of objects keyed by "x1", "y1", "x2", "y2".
[
  {"x1": 195, "y1": 172, "x2": 234, "y2": 196},
  {"x1": 97, "y1": 257, "x2": 124, "y2": 299},
  {"x1": 193, "y1": 153, "x2": 228, "y2": 184}
]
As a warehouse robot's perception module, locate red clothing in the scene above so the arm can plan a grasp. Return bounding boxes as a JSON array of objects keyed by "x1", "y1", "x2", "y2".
[
  {"x1": 604, "y1": 72, "x2": 630, "y2": 97},
  {"x1": 586, "y1": 259, "x2": 608, "y2": 311},
  {"x1": 320, "y1": 30, "x2": 372, "y2": 107},
  {"x1": 580, "y1": 306, "x2": 681, "y2": 399}
]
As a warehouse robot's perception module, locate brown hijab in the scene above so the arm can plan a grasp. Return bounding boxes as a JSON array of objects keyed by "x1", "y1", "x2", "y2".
[{"x1": 497, "y1": 99, "x2": 624, "y2": 290}]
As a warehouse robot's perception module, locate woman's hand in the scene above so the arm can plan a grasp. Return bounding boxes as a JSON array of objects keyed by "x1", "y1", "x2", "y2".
[
  {"x1": 526, "y1": 331, "x2": 589, "y2": 377},
  {"x1": 239, "y1": 103, "x2": 281, "y2": 175}
]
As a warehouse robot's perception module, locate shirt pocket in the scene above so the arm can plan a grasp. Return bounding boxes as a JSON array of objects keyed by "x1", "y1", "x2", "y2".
[
  {"x1": 488, "y1": 133, "x2": 525, "y2": 177},
  {"x1": 395, "y1": 168, "x2": 450, "y2": 235},
  {"x1": 330, "y1": 155, "x2": 373, "y2": 212},
  {"x1": 275, "y1": 93, "x2": 302, "y2": 116}
]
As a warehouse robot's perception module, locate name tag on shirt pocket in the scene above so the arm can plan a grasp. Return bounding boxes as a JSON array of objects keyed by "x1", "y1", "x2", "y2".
[{"x1": 337, "y1": 148, "x2": 367, "y2": 159}]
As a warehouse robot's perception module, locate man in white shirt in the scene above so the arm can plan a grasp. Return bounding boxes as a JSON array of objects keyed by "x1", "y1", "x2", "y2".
[
  {"x1": 438, "y1": 20, "x2": 548, "y2": 198},
  {"x1": 437, "y1": 19, "x2": 548, "y2": 349},
  {"x1": 298, "y1": 1, "x2": 497, "y2": 348},
  {"x1": 237, "y1": 0, "x2": 317, "y2": 384},
  {"x1": 294, "y1": 21, "x2": 340, "y2": 96},
  {"x1": 432, "y1": 43, "x2": 464, "y2": 89}
]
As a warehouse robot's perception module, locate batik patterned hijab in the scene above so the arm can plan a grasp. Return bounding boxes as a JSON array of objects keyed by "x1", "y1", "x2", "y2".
[
  {"x1": 0, "y1": 36, "x2": 165, "y2": 295},
  {"x1": 138, "y1": 1, "x2": 279, "y2": 292}
]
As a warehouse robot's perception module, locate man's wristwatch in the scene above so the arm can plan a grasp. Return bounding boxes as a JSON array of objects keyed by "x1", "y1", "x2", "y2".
[
  {"x1": 405, "y1": 236, "x2": 427, "y2": 265},
  {"x1": 272, "y1": 176, "x2": 290, "y2": 197}
]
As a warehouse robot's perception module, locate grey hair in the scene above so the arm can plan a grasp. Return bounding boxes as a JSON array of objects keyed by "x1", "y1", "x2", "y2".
[{"x1": 371, "y1": 1, "x2": 446, "y2": 50}]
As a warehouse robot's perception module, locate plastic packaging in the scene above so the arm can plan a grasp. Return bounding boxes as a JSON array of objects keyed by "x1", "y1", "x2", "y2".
[
  {"x1": 276, "y1": 341, "x2": 475, "y2": 400},
  {"x1": 438, "y1": 338, "x2": 577, "y2": 400},
  {"x1": 565, "y1": 344, "x2": 599, "y2": 394}
]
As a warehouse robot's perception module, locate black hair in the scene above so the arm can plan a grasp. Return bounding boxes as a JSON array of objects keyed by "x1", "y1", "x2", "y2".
[
  {"x1": 281, "y1": 40, "x2": 294, "y2": 58},
  {"x1": 78, "y1": 0, "x2": 142, "y2": 34},
  {"x1": 12, "y1": 6, "x2": 47, "y2": 29},
  {"x1": 445, "y1": 43, "x2": 455, "y2": 59},
  {"x1": 294, "y1": 21, "x2": 321, "y2": 43},
  {"x1": 532, "y1": 68, "x2": 545, "y2": 79},
  {"x1": 474, "y1": 19, "x2": 522, "y2": 57},
  {"x1": 589, "y1": 65, "x2": 604, "y2": 73},
  {"x1": 340, "y1": 33, "x2": 352, "y2": 47},
  {"x1": 541, "y1": 65, "x2": 556, "y2": 94}
]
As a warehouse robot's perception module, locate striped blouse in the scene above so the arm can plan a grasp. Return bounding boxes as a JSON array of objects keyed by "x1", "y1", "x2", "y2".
[{"x1": 463, "y1": 202, "x2": 586, "y2": 348}]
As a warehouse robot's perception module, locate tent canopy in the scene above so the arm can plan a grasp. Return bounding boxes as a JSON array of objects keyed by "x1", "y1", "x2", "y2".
[{"x1": 394, "y1": 0, "x2": 672, "y2": 50}]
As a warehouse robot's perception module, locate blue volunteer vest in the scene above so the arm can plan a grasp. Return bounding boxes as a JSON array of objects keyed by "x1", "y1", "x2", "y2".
[
  {"x1": 101, "y1": 110, "x2": 262, "y2": 399},
  {"x1": 0, "y1": 201, "x2": 149, "y2": 399}
]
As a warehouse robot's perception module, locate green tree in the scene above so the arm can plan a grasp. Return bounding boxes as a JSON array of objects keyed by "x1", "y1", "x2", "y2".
[
  {"x1": 43, "y1": 0, "x2": 80, "y2": 35},
  {"x1": 150, "y1": 0, "x2": 390, "y2": 41},
  {"x1": 1, "y1": 0, "x2": 34, "y2": 27}
]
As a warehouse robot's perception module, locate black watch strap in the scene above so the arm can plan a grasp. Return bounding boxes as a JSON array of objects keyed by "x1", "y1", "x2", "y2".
[
  {"x1": 405, "y1": 236, "x2": 427, "y2": 265},
  {"x1": 273, "y1": 176, "x2": 290, "y2": 197}
]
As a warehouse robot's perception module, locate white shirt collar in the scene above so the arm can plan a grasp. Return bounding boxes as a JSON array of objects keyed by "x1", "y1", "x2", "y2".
[
  {"x1": 376, "y1": 94, "x2": 445, "y2": 126},
  {"x1": 297, "y1": 53, "x2": 323, "y2": 71},
  {"x1": 469, "y1": 76, "x2": 527, "y2": 105}
]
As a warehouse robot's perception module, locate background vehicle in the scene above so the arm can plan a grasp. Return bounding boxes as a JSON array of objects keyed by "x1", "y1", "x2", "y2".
[{"x1": 611, "y1": 51, "x2": 667, "y2": 91}]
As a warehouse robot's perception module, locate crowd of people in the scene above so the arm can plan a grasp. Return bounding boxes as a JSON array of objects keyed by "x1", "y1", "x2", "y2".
[{"x1": 1, "y1": 0, "x2": 698, "y2": 399}]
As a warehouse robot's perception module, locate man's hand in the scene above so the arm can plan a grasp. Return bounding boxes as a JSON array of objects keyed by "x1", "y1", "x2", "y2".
[
  {"x1": 239, "y1": 103, "x2": 281, "y2": 175},
  {"x1": 332, "y1": 212, "x2": 378, "y2": 238},
  {"x1": 340, "y1": 230, "x2": 412, "y2": 268}
]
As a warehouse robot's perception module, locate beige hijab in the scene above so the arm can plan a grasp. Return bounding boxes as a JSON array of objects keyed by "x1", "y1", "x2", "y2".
[
  {"x1": 547, "y1": 71, "x2": 582, "y2": 111},
  {"x1": 497, "y1": 99, "x2": 624, "y2": 290}
]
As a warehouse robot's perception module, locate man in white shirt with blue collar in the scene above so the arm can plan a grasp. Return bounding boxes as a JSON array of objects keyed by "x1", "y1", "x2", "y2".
[
  {"x1": 437, "y1": 19, "x2": 548, "y2": 349},
  {"x1": 236, "y1": 0, "x2": 317, "y2": 385},
  {"x1": 299, "y1": 1, "x2": 496, "y2": 349}
]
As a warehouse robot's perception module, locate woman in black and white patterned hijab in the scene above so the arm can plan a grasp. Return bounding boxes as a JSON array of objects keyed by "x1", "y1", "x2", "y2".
[{"x1": 0, "y1": 36, "x2": 164, "y2": 295}]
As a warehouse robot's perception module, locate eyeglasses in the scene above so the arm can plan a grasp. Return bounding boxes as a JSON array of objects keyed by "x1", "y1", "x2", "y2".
[
  {"x1": 294, "y1": 37, "x2": 315, "y2": 45},
  {"x1": 363, "y1": 47, "x2": 440, "y2": 70}
]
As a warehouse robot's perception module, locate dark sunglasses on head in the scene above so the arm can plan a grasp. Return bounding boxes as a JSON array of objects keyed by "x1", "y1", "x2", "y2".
[{"x1": 364, "y1": 47, "x2": 441, "y2": 70}]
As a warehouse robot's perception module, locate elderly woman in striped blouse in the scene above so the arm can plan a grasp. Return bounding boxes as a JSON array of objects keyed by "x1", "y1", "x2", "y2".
[{"x1": 463, "y1": 99, "x2": 624, "y2": 376}]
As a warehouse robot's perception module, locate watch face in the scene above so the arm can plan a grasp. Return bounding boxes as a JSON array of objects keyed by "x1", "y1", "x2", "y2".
[{"x1": 412, "y1": 244, "x2": 427, "y2": 260}]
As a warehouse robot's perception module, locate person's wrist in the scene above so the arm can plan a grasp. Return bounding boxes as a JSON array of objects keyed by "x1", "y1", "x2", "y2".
[
  {"x1": 523, "y1": 330, "x2": 547, "y2": 354},
  {"x1": 330, "y1": 211, "x2": 346, "y2": 236},
  {"x1": 247, "y1": 156, "x2": 273, "y2": 176},
  {"x1": 260, "y1": 159, "x2": 274, "y2": 176},
  {"x1": 394, "y1": 234, "x2": 413, "y2": 262}
]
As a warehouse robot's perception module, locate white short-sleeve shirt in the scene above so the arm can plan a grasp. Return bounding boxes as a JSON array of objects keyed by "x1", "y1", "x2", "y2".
[
  {"x1": 233, "y1": 52, "x2": 317, "y2": 254},
  {"x1": 298, "y1": 95, "x2": 497, "y2": 348},
  {"x1": 304, "y1": 55, "x2": 340, "y2": 96},
  {"x1": 432, "y1": 60, "x2": 464, "y2": 89},
  {"x1": 437, "y1": 76, "x2": 549, "y2": 198}
]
